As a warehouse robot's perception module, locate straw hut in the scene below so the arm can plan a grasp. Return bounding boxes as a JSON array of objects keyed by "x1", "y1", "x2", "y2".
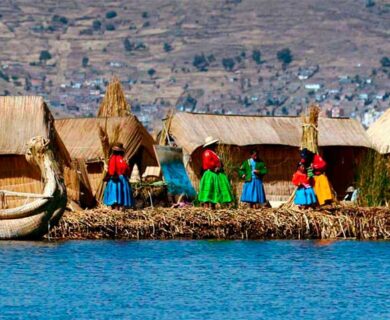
[
  {"x1": 0, "y1": 96, "x2": 80, "y2": 208},
  {"x1": 367, "y1": 108, "x2": 390, "y2": 155},
  {"x1": 167, "y1": 112, "x2": 372, "y2": 201},
  {"x1": 55, "y1": 116, "x2": 158, "y2": 198}
]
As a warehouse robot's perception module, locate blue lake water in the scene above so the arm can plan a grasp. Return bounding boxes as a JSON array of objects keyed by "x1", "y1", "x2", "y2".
[{"x1": 0, "y1": 240, "x2": 388, "y2": 320}]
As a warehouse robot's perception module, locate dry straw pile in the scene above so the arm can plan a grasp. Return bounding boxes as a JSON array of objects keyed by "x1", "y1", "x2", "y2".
[
  {"x1": 301, "y1": 103, "x2": 320, "y2": 154},
  {"x1": 97, "y1": 77, "x2": 131, "y2": 117},
  {"x1": 49, "y1": 206, "x2": 389, "y2": 240}
]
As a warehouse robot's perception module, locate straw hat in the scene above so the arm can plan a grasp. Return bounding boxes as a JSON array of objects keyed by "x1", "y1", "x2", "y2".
[
  {"x1": 111, "y1": 142, "x2": 125, "y2": 152},
  {"x1": 203, "y1": 136, "x2": 219, "y2": 148}
]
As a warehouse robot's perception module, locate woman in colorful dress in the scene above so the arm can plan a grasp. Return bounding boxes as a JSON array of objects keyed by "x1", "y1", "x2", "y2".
[
  {"x1": 103, "y1": 143, "x2": 134, "y2": 210},
  {"x1": 198, "y1": 136, "x2": 233, "y2": 208},
  {"x1": 239, "y1": 150, "x2": 268, "y2": 208},
  {"x1": 312, "y1": 154, "x2": 334, "y2": 206},
  {"x1": 292, "y1": 162, "x2": 317, "y2": 207}
]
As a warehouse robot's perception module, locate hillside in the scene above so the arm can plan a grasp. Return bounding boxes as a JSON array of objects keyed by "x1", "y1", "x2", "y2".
[{"x1": 0, "y1": 0, "x2": 389, "y2": 130}]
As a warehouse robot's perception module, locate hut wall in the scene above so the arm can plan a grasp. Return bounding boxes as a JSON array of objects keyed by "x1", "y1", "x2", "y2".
[
  {"x1": 321, "y1": 146, "x2": 367, "y2": 199},
  {"x1": 86, "y1": 162, "x2": 104, "y2": 196},
  {"x1": 0, "y1": 155, "x2": 44, "y2": 208}
]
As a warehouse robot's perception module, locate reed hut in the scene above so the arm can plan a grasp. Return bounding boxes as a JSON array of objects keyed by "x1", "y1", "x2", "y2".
[
  {"x1": 167, "y1": 112, "x2": 372, "y2": 201},
  {"x1": 367, "y1": 108, "x2": 390, "y2": 156},
  {"x1": 0, "y1": 96, "x2": 80, "y2": 208},
  {"x1": 55, "y1": 116, "x2": 158, "y2": 199}
]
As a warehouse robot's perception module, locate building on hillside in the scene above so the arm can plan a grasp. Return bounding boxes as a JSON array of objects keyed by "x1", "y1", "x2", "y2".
[
  {"x1": 0, "y1": 96, "x2": 84, "y2": 208},
  {"x1": 166, "y1": 112, "x2": 372, "y2": 202},
  {"x1": 55, "y1": 116, "x2": 158, "y2": 199}
]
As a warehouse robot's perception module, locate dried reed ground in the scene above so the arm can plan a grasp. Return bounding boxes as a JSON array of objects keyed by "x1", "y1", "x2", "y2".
[{"x1": 49, "y1": 206, "x2": 389, "y2": 240}]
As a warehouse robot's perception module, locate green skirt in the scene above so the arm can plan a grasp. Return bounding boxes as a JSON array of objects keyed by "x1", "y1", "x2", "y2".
[{"x1": 198, "y1": 170, "x2": 233, "y2": 204}]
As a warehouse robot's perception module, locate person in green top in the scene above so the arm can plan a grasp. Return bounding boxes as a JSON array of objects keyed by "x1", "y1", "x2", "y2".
[{"x1": 239, "y1": 150, "x2": 268, "y2": 208}]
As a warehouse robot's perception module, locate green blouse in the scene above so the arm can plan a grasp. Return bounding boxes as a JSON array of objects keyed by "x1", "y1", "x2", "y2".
[{"x1": 238, "y1": 159, "x2": 267, "y2": 182}]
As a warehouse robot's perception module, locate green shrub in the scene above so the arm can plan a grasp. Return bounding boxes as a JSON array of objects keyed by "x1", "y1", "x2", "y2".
[
  {"x1": 193, "y1": 54, "x2": 209, "y2": 71},
  {"x1": 106, "y1": 11, "x2": 117, "y2": 19},
  {"x1": 222, "y1": 58, "x2": 235, "y2": 71},
  {"x1": 356, "y1": 150, "x2": 390, "y2": 206},
  {"x1": 39, "y1": 50, "x2": 52, "y2": 62},
  {"x1": 277, "y1": 48, "x2": 293, "y2": 66},
  {"x1": 252, "y1": 50, "x2": 262, "y2": 64},
  {"x1": 163, "y1": 42, "x2": 173, "y2": 52},
  {"x1": 380, "y1": 56, "x2": 390, "y2": 68},
  {"x1": 92, "y1": 20, "x2": 102, "y2": 30}
]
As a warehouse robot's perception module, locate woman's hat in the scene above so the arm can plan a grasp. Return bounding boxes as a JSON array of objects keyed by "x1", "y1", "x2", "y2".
[
  {"x1": 203, "y1": 136, "x2": 219, "y2": 148},
  {"x1": 111, "y1": 142, "x2": 125, "y2": 152}
]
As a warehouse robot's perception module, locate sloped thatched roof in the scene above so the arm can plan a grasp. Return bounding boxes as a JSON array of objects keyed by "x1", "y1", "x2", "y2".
[
  {"x1": 169, "y1": 112, "x2": 372, "y2": 154},
  {"x1": 55, "y1": 116, "x2": 157, "y2": 167},
  {"x1": 0, "y1": 96, "x2": 71, "y2": 163},
  {"x1": 367, "y1": 108, "x2": 390, "y2": 155}
]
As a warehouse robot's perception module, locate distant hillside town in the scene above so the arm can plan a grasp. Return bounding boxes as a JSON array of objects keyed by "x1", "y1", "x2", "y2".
[{"x1": 0, "y1": 0, "x2": 388, "y2": 131}]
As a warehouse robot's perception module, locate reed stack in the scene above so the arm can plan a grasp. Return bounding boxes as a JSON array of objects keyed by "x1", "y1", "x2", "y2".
[{"x1": 50, "y1": 206, "x2": 389, "y2": 240}]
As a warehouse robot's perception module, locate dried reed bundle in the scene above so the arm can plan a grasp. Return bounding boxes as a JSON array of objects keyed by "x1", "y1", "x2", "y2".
[
  {"x1": 301, "y1": 104, "x2": 320, "y2": 154},
  {"x1": 49, "y1": 206, "x2": 390, "y2": 240},
  {"x1": 97, "y1": 77, "x2": 131, "y2": 117}
]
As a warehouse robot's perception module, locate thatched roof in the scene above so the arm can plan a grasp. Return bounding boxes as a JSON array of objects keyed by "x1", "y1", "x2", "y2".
[
  {"x1": 55, "y1": 116, "x2": 157, "y2": 168},
  {"x1": 0, "y1": 96, "x2": 71, "y2": 162},
  {"x1": 367, "y1": 109, "x2": 390, "y2": 155},
  {"x1": 169, "y1": 112, "x2": 372, "y2": 154}
]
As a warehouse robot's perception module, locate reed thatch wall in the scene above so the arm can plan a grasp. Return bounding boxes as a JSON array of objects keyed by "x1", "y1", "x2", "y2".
[
  {"x1": 0, "y1": 96, "x2": 80, "y2": 207},
  {"x1": 367, "y1": 108, "x2": 390, "y2": 155},
  {"x1": 168, "y1": 112, "x2": 372, "y2": 201}
]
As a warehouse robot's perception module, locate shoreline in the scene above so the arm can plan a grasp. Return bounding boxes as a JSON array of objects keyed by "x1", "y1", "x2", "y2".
[{"x1": 48, "y1": 206, "x2": 390, "y2": 241}]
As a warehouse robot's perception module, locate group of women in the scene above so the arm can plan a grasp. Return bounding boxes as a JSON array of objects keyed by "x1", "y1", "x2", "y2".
[
  {"x1": 291, "y1": 148, "x2": 334, "y2": 207},
  {"x1": 197, "y1": 137, "x2": 335, "y2": 209},
  {"x1": 103, "y1": 138, "x2": 334, "y2": 210},
  {"x1": 198, "y1": 136, "x2": 268, "y2": 208}
]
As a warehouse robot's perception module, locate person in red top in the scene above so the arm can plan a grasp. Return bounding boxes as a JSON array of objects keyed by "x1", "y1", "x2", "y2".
[
  {"x1": 312, "y1": 154, "x2": 334, "y2": 205},
  {"x1": 103, "y1": 143, "x2": 134, "y2": 209},
  {"x1": 292, "y1": 162, "x2": 317, "y2": 207},
  {"x1": 198, "y1": 136, "x2": 233, "y2": 208}
]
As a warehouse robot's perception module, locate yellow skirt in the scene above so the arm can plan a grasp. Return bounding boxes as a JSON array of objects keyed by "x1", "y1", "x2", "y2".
[{"x1": 313, "y1": 174, "x2": 334, "y2": 205}]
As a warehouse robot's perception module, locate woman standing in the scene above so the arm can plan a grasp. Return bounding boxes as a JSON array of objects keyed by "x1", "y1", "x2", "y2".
[
  {"x1": 239, "y1": 150, "x2": 268, "y2": 208},
  {"x1": 103, "y1": 143, "x2": 134, "y2": 209},
  {"x1": 198, "y1": 136, "x2": 233, "y2": 208},
  {"x1": 292, "y1": 162, "x2": 317, "y2": 207},
  {"x1": 312, "y1": 154, "x2": 334, "y2": 206}
]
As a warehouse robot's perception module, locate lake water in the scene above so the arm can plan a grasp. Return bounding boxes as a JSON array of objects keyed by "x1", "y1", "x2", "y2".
[{"x1": 0, "y1": 240, "x2": 388, "y2": 320}]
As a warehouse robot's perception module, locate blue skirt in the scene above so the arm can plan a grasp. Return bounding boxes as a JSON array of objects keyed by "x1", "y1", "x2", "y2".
[
  {"x1": 103, "y1": 175, "x2": 134, "y2": 208},
  {"x1": 241, "y1": 178, "x2": 266, "y2": 204},
  {"x1": 294, "y1": 187, "x2": 317, "y2": 205}
]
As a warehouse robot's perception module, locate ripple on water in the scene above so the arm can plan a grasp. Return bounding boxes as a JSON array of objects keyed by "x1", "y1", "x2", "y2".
[{"x1": 0, "y1": 240, "x2": 389, "y2": 320}]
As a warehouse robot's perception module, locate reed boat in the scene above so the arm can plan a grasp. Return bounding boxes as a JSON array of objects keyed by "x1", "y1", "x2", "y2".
[{"x1": 0, "y1": 136, "x2": 67, "y2": 239}]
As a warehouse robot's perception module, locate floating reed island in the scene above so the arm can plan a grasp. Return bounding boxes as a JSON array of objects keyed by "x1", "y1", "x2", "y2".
[{"x1": 49, "y1": 206, "x2": 390, "y2": 240}]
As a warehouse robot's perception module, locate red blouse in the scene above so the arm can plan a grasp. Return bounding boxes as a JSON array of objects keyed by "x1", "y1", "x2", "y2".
[
  {"x1": 312, "y1": 154, "x2": 327, "y2": 173},
  {"x1": 107, "y1": 154, "x2": 130, "y2": 176},
  {"x1": 202, "y1": 149, "x2": 221, "y2": 171},
  {"x1": 292, "y1": 170, "x2": 312, "y2": 187}
]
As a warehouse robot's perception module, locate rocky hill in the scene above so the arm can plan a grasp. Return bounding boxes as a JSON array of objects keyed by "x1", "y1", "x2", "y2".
[{"x1": 0, "y1": 0, "x2": 389, "y2": 130}]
